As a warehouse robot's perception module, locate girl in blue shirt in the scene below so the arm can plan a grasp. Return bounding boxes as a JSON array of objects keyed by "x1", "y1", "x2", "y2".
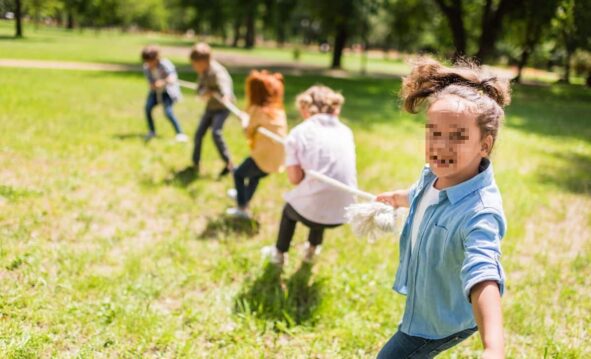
[{"x1": 376, "y1": 58, "x2": 511, "y2": 359}]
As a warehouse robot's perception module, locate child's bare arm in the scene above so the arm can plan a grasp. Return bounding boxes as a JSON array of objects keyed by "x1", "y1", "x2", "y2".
[
  {"x1": 286, "y1": 165, "x2": 305, "y2": 185},
  {"x1": 376, "y1": 190, "x2": 410, "y2": 208},
  {"x1": 471, "y1": 280, "x2": 504, "y2": 359},
  {"x1": 164, "y1": 73, "x2": 177, "y2": 84}
]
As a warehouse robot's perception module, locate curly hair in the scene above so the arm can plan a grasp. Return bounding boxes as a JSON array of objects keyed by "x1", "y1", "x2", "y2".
[
  {"x1": 246, "y1": 70, "x2": 285, "y2": 109},
  {"x1": 296, "y1": 85, "x2": 344, "y2": 115},
  {"x1": 401, "y1": 57, "x2": 511, "y2": 154}
]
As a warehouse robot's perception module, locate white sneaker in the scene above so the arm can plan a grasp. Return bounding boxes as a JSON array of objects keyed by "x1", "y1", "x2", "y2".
[
  {"x1": 144, "y1": 132, "x2": 156, "y2": 142},
  {"x1": 225, "y1": 207, "x2": 250, "y2": 219},
  {"x1": 175, "y1": 133, "x2": 188, "y2": 142},
  {"x1": 302, "y1": 242, "x2": 321, "y2": 263},
  {"x1": 261, "y1": 246, "x2": 286, "y2": 266},
  {"x1": 226, "y1": 188, "x2": 237, "y2": 200}
]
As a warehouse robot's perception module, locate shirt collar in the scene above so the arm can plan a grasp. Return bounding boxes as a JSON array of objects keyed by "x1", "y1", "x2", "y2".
[
  {"x1": 308, "y1": 113, "x2": 339, "y2": 124},
  {"x1": 422, "y1": 158, "x2": 494, "y2": 205}
]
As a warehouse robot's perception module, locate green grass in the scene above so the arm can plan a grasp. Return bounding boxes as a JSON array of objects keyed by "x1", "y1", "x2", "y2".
[{"x1": 1, "y1": 28, "x2": 591, "y2": 358}]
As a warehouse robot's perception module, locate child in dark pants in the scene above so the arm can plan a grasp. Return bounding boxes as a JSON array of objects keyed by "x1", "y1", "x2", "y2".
[
  {"x1": 275, "y1": 203, "x2": 340, "y2": 254},
  {"x1": 226, "y1": 70, "x2": 288, "y2": 219},
  {"x1": 189, "y1": 42, "x2": 235, "y2": 177},
  {"x1": 141, "y1": 45, "x2": 187, "y2": 142},
  {"x1": 262, "y1": 85, "x2": 358, "y2": 266}
]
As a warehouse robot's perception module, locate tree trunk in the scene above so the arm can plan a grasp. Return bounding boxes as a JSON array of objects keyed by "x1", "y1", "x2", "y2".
[
  {"x1": 331, "y1": 23, "x2": 348, "y2": 69},
  {"x1": 15, "y1": 0, "x2": 23, "y2": 37},
  {"x1": 513, "y1": 48, "x2": 531, "y2": 84},
  {"x1": 562, "y1": 49, "x2": 572, "y2": 84},
  {"x1": 232, "y1": 18, "x2": 241, "y2": 47},
  {"x1": 586, "y1": 73, "x2": 591, "y2": 87},
  {"x1": 244, "y1": 9, "x2": 256, "y2": 48},
  {"x1": 244, "y1": 18, "x2": 255, "y2": 48},
  {"x1": 476, "y1": 0, "x2": 518, "y2": 63},
  {"x1": 66, "y1": 10, "x2": 75, "y2": 29},
  {"x1": 433, "y1": 0, "x2": 466, "y2": 62},
  {"x1": 276, "y1": 25, "x2": 286, "y2": 47}
]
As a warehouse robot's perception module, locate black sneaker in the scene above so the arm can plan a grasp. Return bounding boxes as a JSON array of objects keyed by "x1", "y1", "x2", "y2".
[{"x1": 218, "y1": 164, "x2": 233, "y2": 178}]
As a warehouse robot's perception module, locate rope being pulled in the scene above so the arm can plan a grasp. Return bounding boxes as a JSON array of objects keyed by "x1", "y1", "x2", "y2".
[{"x1": 178, "y1": 79, "x2": 401, "y2": 239}]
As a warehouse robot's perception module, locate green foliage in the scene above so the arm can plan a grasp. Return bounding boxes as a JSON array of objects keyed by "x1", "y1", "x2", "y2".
[{"x1": 572, "y1": 50, "x2": 591, "y2": 75}]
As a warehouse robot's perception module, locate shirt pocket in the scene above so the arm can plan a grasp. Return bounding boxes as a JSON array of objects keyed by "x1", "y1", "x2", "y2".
[{"x1": 424, "y1": 223, "x2": 450, "y2": 269}]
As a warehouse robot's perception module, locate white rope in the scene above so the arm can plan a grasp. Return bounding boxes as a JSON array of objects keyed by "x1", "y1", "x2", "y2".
[
  {"x1": 178, "y1": 79, "x2": 197, "y2": 91},
  {"x1": 178, "y1": 80, "x2": 399, "y2": 238},
  {"x1": 255, "y1": 127, "x2": 376, "y2": 201}
]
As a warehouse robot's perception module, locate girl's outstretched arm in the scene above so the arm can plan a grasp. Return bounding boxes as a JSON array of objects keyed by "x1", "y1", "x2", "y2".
[
  {"x1": 376, "y1": 189, "x2": 410, "y2": 208},
  {"x1": 471, "y1": 280, "x2": 504, "y2": 359}
]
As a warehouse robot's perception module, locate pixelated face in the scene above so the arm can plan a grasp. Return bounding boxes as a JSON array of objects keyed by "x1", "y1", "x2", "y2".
[
  {"x1": 191, "y1": 60, "x2": 209, "y2": 74},
  {"x1": 426, "y1": 97, "x2": 488, "y2": 179}
]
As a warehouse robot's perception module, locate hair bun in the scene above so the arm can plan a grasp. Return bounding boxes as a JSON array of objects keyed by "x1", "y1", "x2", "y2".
[{"x1": 401, "y1": 57, "x2": 511, "y2": 112}]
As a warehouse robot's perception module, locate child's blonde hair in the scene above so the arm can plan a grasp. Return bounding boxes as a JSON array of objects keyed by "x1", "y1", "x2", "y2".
[
  {"x1": 296, "y1": 85, "x2": 344, "y2": 115},
  {"x1": 401, "y1": 57, "x2": 511, "y2": 154}
]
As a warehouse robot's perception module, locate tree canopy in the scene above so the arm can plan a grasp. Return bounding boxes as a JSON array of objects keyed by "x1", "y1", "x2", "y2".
[{"x1": 4, "y1": 0, "x2": 591, "y2": 83}]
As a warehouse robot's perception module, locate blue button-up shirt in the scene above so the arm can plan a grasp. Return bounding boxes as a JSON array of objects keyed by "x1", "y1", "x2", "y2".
[
  {"x1": 394, "y1": 158, "x2": 506, "y2": 339},
  {"x1": 143, "y1": 58, "x2": 182, "y2": 102}
]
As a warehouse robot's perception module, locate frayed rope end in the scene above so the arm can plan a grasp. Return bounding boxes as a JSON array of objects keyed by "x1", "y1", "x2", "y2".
[{"x1": 345, "y1": 202, "x2": 400, "y2": 241}]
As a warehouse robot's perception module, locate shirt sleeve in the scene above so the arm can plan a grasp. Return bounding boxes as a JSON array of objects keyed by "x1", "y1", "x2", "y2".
[
  {"x1": 349, "y1": 129, "x2": 358, "y2": 188},
  {"x1": 160, "y1": 59, "x2": 176, "y2": 77},
  {"x1": 216, "y1": 67, "x2": 233, "y2": 98},
  {"x1": 460, "y1": 211, "x2": 506, "y2": 302},
  {"x1": 284, "y1": 130, "x2": 301, "y2": 167},
  {"x1": 197, "y1": 74, "x2": 206, "y2": 95}
]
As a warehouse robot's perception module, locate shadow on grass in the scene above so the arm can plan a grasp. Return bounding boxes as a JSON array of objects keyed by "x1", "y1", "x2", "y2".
[
  {"x1": 112, "y1": 133, "x2": 145, "y2": 141},
  {"x1": 507, "y1": 84, "x2": 591, "y2": 143},
  {"x1": 537, "y1": 151, "x2": 591, "y2": 195},
  {"x1": 199, "y1": 215, "x2": 260, "y2": 239},
  {"x1": 234, "y1": 262, "x2": 322, "y2": 329},
  {"x1": 163, "y1": 166, "x2": 201, "y2": 187}
]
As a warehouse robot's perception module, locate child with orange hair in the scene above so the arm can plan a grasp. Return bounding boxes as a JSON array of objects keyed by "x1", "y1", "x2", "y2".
[{"x1": 226, "y1": 70, "x2": 288, "y2": 218}]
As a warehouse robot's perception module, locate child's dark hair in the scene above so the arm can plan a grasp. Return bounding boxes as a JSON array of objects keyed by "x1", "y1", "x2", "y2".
[
  {"x1": 141, "y1": 45, "x2": 160, "y2": 61},
  {"x1": 401, "y1": 57, "x2": 511, "y2": 154},
  {"x1": 190, "y1": 42, "x2": 211, "y2": 62}
]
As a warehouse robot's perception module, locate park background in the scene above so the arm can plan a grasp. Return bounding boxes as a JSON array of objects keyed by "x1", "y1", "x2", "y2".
[{"x1": 0, "y1": 0, "x2": 590, "y2": 357}]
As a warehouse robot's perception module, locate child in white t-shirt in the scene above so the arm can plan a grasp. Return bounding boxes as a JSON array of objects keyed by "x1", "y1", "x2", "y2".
[{"x1": 262, "y1": 85, "x2": 358, "y2": 266}]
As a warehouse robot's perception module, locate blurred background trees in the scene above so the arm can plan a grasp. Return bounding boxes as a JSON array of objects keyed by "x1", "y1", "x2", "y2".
[{"x1": 1, "y1": 0, "x2": 590, "y2": 84}]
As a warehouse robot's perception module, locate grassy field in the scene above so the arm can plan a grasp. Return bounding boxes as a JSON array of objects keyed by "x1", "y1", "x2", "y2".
[{"x1": 1, "y1": 25, "x2": 591, "y2": 358}]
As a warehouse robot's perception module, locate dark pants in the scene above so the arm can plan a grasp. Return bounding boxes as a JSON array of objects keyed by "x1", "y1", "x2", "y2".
[
  {"x1": 233, "y1": 157, "x2": 268, "y2": 208},
  {"x1": 192, "y1": 109, "x2": 231, "y2": 167},
  {"x1": 276, "y1": 203, "x2": 341, "y2": 253},
  {"x1": 377, "y1": 327, "x2": 477, "y2": 359},
  {"x1": 145, "y1": 91, "x2": 183, "y2": 134}
]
